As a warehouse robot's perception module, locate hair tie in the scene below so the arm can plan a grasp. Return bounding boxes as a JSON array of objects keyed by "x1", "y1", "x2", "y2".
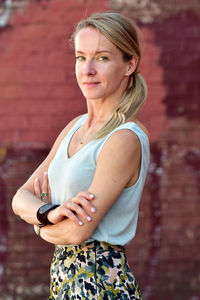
[{"x1": 135, "y1": 69, "x2": 140, "y2": 75}]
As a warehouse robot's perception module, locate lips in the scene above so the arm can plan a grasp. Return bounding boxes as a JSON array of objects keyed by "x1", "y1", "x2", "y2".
[
  {"x1": 83, "y1": 82, "x2": 100, "y2": 87},
  {"x1": 83, "y1": 81, "x2": 100, "y2": 84}
]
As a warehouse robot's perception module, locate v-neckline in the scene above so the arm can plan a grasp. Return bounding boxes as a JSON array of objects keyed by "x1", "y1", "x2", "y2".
[
  {"x1": 65, "y1": 114, "x2": 149, "y2": 160},
  {"x1": 66, "y1": 115, "x2": 94, "y2": 160}
]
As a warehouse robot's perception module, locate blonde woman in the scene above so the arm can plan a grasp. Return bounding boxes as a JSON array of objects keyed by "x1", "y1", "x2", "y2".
[{"x1": 12, "y1": 12, "x2": 150, "y2": 299}]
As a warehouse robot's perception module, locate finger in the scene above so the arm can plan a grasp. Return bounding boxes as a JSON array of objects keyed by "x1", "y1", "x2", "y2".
[
  {"x1": 47, "y1": 184, "x2": 51, "y2": 204},
  {"x1": 41, "y1": 172, "x2": 49, "y2": 202},
  {"x1": 73, "y1": 196, "x2": 96, "y2": 214},
  {"x1": 59, "y1": 205, "x2": 84, "y2": 226},
  {"x1": 66, "y1": 201, "x2": 92, "y2": 222},
  {"x1": 34, "y1": 178, "x2": 42, "y2": 198},
  {"x1": 77, "y1": 191, "x2": 95, "y2": 201},
  {"x1": 42, "y1": 172, "x2": 48, "y2": 195}
]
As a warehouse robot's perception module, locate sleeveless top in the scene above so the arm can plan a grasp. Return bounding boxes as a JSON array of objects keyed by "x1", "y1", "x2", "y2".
[{"x1": 48, "y1": 114, "x2": 150, "y2": 245}]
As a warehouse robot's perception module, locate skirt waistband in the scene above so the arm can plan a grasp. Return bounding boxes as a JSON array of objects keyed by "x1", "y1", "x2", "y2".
[{"x1": 55, "y1": 240, "x2": 125, "y2": 255}]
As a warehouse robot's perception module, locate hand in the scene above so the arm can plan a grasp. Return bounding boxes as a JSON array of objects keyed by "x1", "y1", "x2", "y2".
[
  {"x1": 34, "y1": 172, "x2": 96, "y2": 226},
  {"x1": 47, "y1": 191, "x2": 96, "y2": 226},
  {"x1": 34, "y1": 171, "x2": 51, "y2": 203}
]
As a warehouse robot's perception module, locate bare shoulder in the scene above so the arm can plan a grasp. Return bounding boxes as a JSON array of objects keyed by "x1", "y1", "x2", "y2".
[
  {"x1": 60, "y1": 114, "x2": 85, "y2": 137},
  {"x1": 97, "y1": 128, "x2": 141, "y2": 165},
  {"x1": 133, "y1": 119, "x2": 150, "y2": 141},
  {"x1": 107, "y1": 128, "x2": 141, "y2": 146},
  {"x1": 54, "y1": 114, "x2": 85, "y2": 147}
]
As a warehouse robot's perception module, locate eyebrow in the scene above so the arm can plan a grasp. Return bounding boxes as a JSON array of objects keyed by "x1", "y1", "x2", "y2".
[{"x1": 75, "y1": 50, "x2": 112, "y2": 54}]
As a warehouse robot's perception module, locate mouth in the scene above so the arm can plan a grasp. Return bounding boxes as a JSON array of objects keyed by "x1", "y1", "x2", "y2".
[{"x1": 83, "y1": 82, "x2": 100, "y2": 87}]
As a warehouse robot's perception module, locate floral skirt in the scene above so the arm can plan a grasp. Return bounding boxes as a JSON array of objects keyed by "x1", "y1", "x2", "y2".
[{"x1": 49, "y1": 240, "x2": 142, "y2": 300}]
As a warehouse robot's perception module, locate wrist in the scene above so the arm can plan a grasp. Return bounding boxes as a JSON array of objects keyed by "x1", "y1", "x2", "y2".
[
  {"x1": 36, "y1": 204, "x2": 59, "y2": 225},
  {"x1": 35, "y1": 224, "x2": 45, "y2": 237}
]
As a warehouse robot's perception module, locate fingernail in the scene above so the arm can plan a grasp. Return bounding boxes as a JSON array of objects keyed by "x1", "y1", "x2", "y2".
[
  {"x1": 91, "y1": 207, "x2": 96, "y2": 213},
  {"x1": 44, "y1": 171, "x2": 48, "y2": 175},
  {"x1": 79, "y1": 221, "x2": 83, "y2": 226},
  {"x1": 35, "y1": 178, "x2": 38, "y2": 182},
  {"x1": 89, "y1": 194, "x2": 94, "y2": 199},
  {"x1": 87, "y1": 216, "x2": 92, "y2": 222}
]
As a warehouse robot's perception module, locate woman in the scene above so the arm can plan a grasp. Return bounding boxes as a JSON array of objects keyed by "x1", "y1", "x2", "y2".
[{"x1": 12, "y1": 12, "x2": 150, "y2": 299}]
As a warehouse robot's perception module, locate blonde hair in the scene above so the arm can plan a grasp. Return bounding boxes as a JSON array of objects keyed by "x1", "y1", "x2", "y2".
[{"x1": 72, "y1": 12, "x2": 147, "y2": 139}]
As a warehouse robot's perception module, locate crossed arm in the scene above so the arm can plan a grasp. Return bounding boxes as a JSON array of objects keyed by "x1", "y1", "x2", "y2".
[{"x1": 12, "y1": 122, "x2": 141, "y2": 245}]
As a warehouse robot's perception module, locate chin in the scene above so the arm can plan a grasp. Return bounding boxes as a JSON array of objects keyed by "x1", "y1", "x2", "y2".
[{"x1": 82, "y1": 92, "x2": 105, "y2": 100}]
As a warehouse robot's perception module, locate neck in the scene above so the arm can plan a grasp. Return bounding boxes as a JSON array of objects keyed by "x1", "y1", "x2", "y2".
[
  {"x1": 85, "y1": 98, "x2": 119, "y2": 129},
  {"x1": 79, "y1": 105, "x2": 110, "y2": 145}
]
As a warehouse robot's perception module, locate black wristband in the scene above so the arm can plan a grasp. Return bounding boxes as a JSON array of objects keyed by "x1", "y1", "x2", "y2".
[{"x1": 36, "y1": 204, "x2": 59, "y2": 225}]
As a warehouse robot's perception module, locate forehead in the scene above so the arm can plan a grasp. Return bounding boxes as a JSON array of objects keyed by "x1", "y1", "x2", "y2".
[{"x1": 75, "y1": 27, "x2": 117, "y2": 53}]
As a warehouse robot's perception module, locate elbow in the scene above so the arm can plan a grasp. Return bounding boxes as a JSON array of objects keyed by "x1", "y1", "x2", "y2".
[
  {"x1": 74, "y1": 236, "x2": 87, "y2": 246},
  {"x1": 12, "y1": 189, "x2": 23, "y2": 216},
  {"x1": 57, "y1": 235, "x2": 84, "y2": 246},
  {"x1": 63, "y1": 229, "x2": 92, "y2": 246},
  {"x1": 72, "y1": 230, "x2": 93, "y2": 246},
  {"x1": 72, "y1": 236, "x2": 88, "y2": 246},
  {"x1": 12, "y1": 191, "x2": 19, "y2": 215}
]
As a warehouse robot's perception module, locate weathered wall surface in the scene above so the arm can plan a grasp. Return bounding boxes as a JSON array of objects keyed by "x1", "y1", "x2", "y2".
[{"x1": 0, "y1": 0, "x2": 200, "y2": 299}]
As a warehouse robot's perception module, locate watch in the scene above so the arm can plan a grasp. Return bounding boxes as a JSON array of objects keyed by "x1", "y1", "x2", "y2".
[{"x1": 37, "y1": 204, "x2": 59, "y2": 225}]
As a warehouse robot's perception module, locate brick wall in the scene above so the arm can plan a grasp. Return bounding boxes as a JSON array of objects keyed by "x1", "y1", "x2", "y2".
[
  {"x1": 0, "y1": 147, "x2": 52, "y2": 299},
  {"x1": 0, "y1": 0, "x2": 109, "y2": 146},
  {"x1": 0, "y1": 0, "x2": 200, "y2": 299}
]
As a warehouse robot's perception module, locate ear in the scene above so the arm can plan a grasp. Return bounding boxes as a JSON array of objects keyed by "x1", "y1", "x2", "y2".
[{"x1": 125, "y1": 56, "x2": 138, "y2": 76}]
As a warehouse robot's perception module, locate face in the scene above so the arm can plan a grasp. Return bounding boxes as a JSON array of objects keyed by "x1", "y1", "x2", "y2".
[{"x1": 75, "y1": 27, "x2": 136, "y2": 103}]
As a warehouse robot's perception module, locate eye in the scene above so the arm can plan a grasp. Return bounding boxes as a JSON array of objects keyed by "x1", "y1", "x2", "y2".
[
  {"x1": 76, "y1": 56, "x2": 85, "y2": 61},
  {"x1": 98, "y1": 56, "x2": 109, "y2": 61}
]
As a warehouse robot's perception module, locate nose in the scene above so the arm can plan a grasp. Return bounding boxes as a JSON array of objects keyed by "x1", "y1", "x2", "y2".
[{"x1": 83, "y1": 59, "x2": 96, "y2": 76}]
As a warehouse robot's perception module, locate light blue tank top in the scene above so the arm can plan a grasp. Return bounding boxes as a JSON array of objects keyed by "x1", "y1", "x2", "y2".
[{"x1": 48, "y1": 114, "x2": 150, "y2": 245}]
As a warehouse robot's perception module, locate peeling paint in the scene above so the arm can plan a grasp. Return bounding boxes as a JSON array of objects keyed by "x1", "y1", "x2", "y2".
[
  {"x1": 110, "y1": 0, "x2": 200, "y2": 23},
  {"x1": 143, "y1": 143, "x2": 162, "y2": 300},
  {"x1": 0, "y1": 0, "x2": 12, "y2": 27},
  {"x1": 185, "y1": 149, "x2": 200, "y2": 192}
]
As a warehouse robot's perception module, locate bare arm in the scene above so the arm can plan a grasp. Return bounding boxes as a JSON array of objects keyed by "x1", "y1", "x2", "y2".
[{"x1": 38, "y1": 129, "x2": 142, "y2": 245}]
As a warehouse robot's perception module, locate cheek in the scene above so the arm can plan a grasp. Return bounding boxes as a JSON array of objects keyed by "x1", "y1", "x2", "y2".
[
  {"x1": 99, "y1": 64, "x2": 117, "y2": 82},
  {"x1": 107, "y1": 64, "x2": 126, "y2": 83},
  {"x1": 106, "y1": 62, "x2": 125, "y2": 78},
  {"x1": 75, "y1": 64, "x2": 81, "y2": 83}
]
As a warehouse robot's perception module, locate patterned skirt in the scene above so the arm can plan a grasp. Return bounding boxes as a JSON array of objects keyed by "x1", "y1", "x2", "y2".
[{"x1": 49, "y1": 240, "x2": 142, "y2": 300}]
